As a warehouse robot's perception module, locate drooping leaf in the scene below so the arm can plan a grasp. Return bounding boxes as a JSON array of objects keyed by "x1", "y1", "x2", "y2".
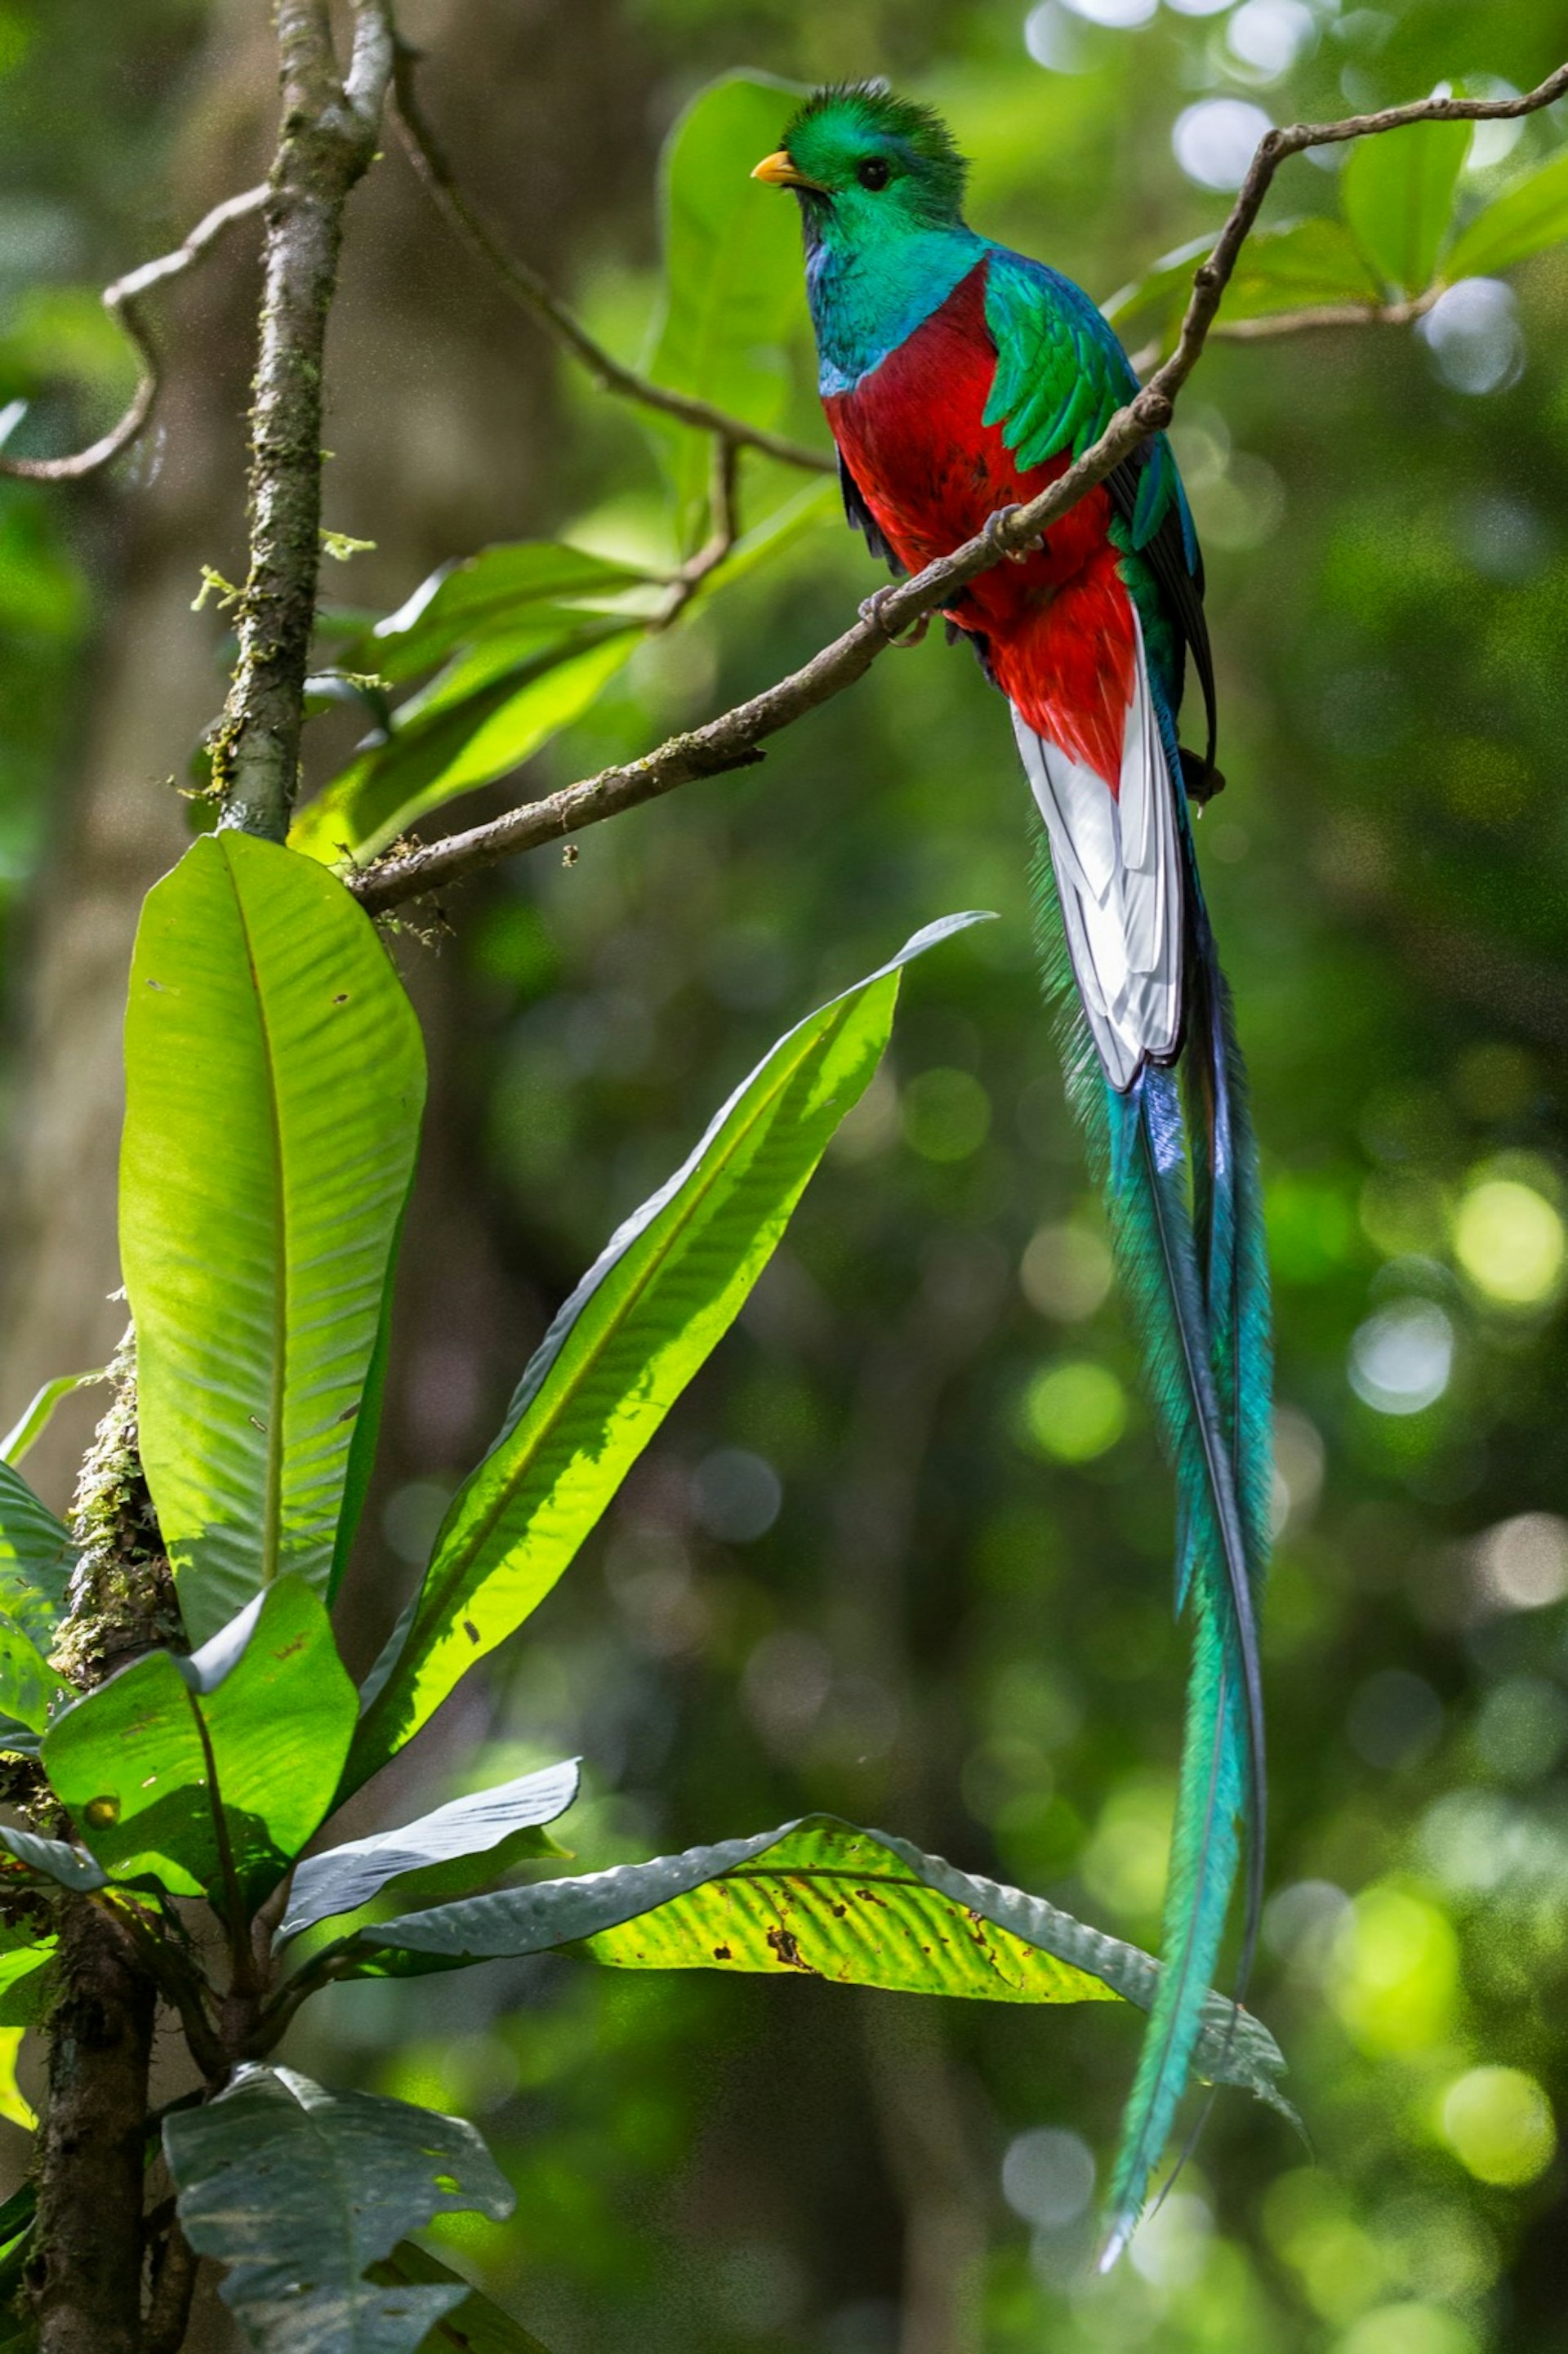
[
  {"x1": 1102, "y1": 219, "x2": 1383, "y2": 347},
  {"x1": 366, "y1": 2244, "x2": 553, "y2": 2354},
  {"x1": 277, "y1": 1759, "x2": 581, "y2": 1942},
  {"x1": 350, "y1": 542, "x2": 653, "y2": 685},
  {"x1": 325, "y1": 1815, "x2": 1292, "y2": 2122},
  {"x1": 1446, "y1": 145, "x2": 1568, "y2": 280},
  {"x1": 345, "y1": 913, "x2": 993, "y2": 1792},
  {"x1": 1343, "y1": 115, "x2": 1472, "y2": 296},
  {"x1": 122, "y1": 833, "x2": 425, "y2": 1646},
  {"x1": 0, "y1": 1457, "x2": 76, "y2": 1647},
  {"x1": 289, "y1": 628, "x2": 640, "y2": 868},
  {"x1": 42, "y1": 1578, "x2": 356, "y2": 1908},
  {"x1": 0, "y1": 1369, "x2": 105, "y2": 1468},
  {"x1": 644, "y1": 70, "x2": 815, "y2": 546},
  {"x1": 0, "y1": 1826, "x2": 105, "y2": 1893},
  {"x1": 0, "y1": 1615, "x2": 55, "y2": 1736},
  {"x1": 163, "y1": 2064, "x2": 514, "y2": 2354}
]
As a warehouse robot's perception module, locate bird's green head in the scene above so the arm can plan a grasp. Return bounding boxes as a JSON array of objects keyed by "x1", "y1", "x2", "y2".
[{"x1": 753, "y1": 82, "x2": 969, "y2": 244}]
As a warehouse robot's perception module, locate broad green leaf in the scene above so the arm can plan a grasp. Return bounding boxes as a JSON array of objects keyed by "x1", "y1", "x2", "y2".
[
  {"x1": 163, "y1": 2064, "x2": 514, "y2": 2354},
  {"x1": 289, "y1": 628, "x2": 639, "y2": 868},
  {"x1": 1102, "y1": 219, "x2": 1383, "y2": 346},
  {"x1": 42, "y1": 1578, "x2": 356, "y2": 1908},
  {"x1": 0, "y1": 1457, "x2": 76, "y2": 1647},
  {"x1": 356, "y1": 542, "x2": 653, "y2": 685},
  {"x1": 122, "y1": 833, "x2": 425, "y2": 1645},
  {"x1": 277, "y1": 1758, "x2": 581, "y2": 1942},
  {"x1": 345, "y1": 912, "x2": 992, "y2": 1791},
  {"x1": 0, "y1": 2031, "x2": 33, "y2": 2132},
  {"x1": 0, "y1": 1933, "x2": 55, "y2": 2030},
  {"x1": 644, "y1": 71, "x2": 813, "y2": 546},
  {"x1": 0, "y1": 1614, "x2": 54, "y2": 1735},
  {"x1": 328, "y1": 1815, "x2": 1291, "y2": 2121},
  {"x1": 0, "y1": 1826, "x2": 105, "y2": 1892},
  {"x1": 367, "y1": 2245, "x2": 552, "y2": 2354},
  {"x1": 1446, "y1": 146, "x2": 1568, "y2": 280},
  {"x1": 1343, "y1": 117, "x2": 1472, "y2": 296},
  {"x1": 0, "y1": 1368, "x2": 105, "y2": 1467}
]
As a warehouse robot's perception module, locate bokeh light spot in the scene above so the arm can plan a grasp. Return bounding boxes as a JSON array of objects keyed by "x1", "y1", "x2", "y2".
[
  {"x1": 1348, "y1": 1301, "x2": 1453, "y2": 1415},
  {"x1": 1020, "y1": 1219, "x2": 1114, "y2": 1321},
  {"x1": 1329, "y1": 1886, "x2": 1459, "y2": 2054},
  {"x1": 1336, "y1": 2303, "x2": 1478, "y2": 2354},
  {"x1": 1418, "y1": 279, "x2": 1525, "y2": 396},
  {"x1": 1000, "y1": 2127, "x2": 1095, "y2": 2227},
  {"x1": 690, "y1": 1447, "x2": 781, "y2": 1542},
  {"x1": 1172, "y1": 97, "x2": 1274, "y2": 190},
  {"x1": 1018, "y1": 1361, "x2": 1127, "y2": 1462},
  {"x1": 1452, "y1": 1178, "x2": 1564, "y2": 1306},
  {"x1": 1472, "y1": 1511, "x2": 1568, "y2": 1611},
  {"x1": 900, "y1": 1066, "x2": 991, "y2": 1163},
  {"x1": 1439, "y1": 2066, "x2": 1557, "y2": 2187}
]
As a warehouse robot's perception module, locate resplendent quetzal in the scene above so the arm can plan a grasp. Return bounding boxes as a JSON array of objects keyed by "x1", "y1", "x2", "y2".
[{"x1": 754, "y1": 82, "x2": 1272, "y2": 2256}]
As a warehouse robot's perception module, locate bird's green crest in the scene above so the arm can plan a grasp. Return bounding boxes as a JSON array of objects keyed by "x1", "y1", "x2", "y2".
[{"x1": 782, "y1": 82, "x2": 969, "y2": 221}]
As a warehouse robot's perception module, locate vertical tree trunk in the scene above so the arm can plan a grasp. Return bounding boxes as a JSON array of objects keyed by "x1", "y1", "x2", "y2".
[{"x1": 29, "y1": 1900, "x2": 156, "y2": 2354}]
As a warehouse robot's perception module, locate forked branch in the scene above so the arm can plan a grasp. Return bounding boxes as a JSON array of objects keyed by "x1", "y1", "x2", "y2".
[{"x1": 0, "y1": 186, "x2": 266, "y2": 484}]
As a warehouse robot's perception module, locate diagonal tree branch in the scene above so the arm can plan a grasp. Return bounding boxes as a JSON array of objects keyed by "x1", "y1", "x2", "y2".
[
  {"x1": 390, "y1": 42, "x2": 833, "y2": 476},
  {"x1": 348, "y1": 60, "x2": 1568, "y2": 916},
  {"x1": 211, "y1": 0, "x2": 398, "y2": 840},
  {"x1": 0, "y1": 185, "x2": 267, "y2": 484}
]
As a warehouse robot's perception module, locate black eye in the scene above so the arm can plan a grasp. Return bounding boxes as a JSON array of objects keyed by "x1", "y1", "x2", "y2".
[{"x1": 857, "y1": 157, "x2": 890, "y2": 191}]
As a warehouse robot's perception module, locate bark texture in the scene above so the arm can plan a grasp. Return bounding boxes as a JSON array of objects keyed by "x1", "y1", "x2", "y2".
[{"x1": 28, "y1": 1901, "x2": 156, "y2": 2354}]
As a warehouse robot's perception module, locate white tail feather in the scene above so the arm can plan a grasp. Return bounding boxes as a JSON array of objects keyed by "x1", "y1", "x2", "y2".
[{"x1": 1012, "y1": 606, "x2": 1183, "y2": 1092}]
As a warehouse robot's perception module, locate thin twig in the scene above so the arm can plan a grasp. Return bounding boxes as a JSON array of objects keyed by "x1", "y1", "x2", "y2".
[
  {"x1": 0, "y1": 185, "x2": 266, "y2": 484},
  {"x1": 390, "y1": 42, "x2": 833, "y2": 476},
  {"x1": 349, "y1": 60, "x2": 1568, "y2": 916},
  {"x1": 211, "y1": 0, "x2": 397, "y2": 839},
  {"x1": 1209, "y1": 288, "x2": 1441, "y2": 341},
  {"x1": 654, "y1": 435, "x2": 741, "y2": 628}
]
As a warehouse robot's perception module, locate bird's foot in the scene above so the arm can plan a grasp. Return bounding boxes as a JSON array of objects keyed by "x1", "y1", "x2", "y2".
[
  {"x1": 859, "y1": 586, "x2": 930, "y2": 645},
  {"x1": 983, "y1": 504, "x2": 1043, "y2": 562}
]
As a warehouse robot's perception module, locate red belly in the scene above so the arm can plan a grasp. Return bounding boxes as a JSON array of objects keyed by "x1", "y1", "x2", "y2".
[{"x1": 825, "y1": 261, "x2": 1134, "y2": 793}]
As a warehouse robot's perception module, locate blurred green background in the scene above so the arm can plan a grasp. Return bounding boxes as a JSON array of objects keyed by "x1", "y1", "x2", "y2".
[{"x1": 4, "y1": 2, "x2": 1568, "y2": 2350}]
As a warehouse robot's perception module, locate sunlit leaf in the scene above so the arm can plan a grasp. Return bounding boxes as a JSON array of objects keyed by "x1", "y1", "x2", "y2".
[
  {"x1": 0, "y1": 2031, "x2": 33, "y2": 2134},
  {"x1": 1343, "y1": 117, "x2": 1472, "y2": 296},
  {"x1": 644, "y1": 70, "x2": 814, "y2": 546},
  {"x1": 0, "y1": 1932, "x2": 55, "y2": 2031},
  {"x1": 327, "y1": 1814, "x2": 1292, "y2": 2121},
  {"x1": 344, "y1": 913, "x2": 993, "y2": 1794},
  {"x1": 366, "y1": 2243, "x2": 553, "y2": 2354},
  {"x1": 122, "y1": 834, "x2": 425, "y2": 1645},
  {"x1": 0, "y1": 1368, "x2": 105, "y2": 1469},
  {"x1": 353, "y1": 541, "x2": 654, "y2": 685},
  {"x1": 289, "y1": 628, "x2": 639, "y2": 869},
  {"x1": 277, "y1": 1759, "x2": 581, "y2": 1942},
  {"x1": 42, "y1": 1579, "x2": 356, "y2": 1908},
  {"x1": 1446, "y1": 146, "x2": 1568, "y2": 280},
  {"x1": 0, "y1": 1458, "x2": 76, "y2": 1648},
  {"x1": 164, "y1": 2065, "x2": 514, "y2": 2354}
]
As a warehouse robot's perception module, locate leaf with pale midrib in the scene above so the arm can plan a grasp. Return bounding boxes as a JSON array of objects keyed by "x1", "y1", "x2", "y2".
[
  {"x1": 345, "y1": 913, "x2": 994, "y2": 1794},
  {"x1": 122, "y1": 833, "x2": 425, "y2": 1646},
  {"x1": 324, "y1": 1814, "x2": 1293, "y2": 2124}
]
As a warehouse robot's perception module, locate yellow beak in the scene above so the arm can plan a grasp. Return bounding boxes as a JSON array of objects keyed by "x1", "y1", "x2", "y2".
[{"x1": 751, "y1": 149, "x2": 825, "y2": 192}]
